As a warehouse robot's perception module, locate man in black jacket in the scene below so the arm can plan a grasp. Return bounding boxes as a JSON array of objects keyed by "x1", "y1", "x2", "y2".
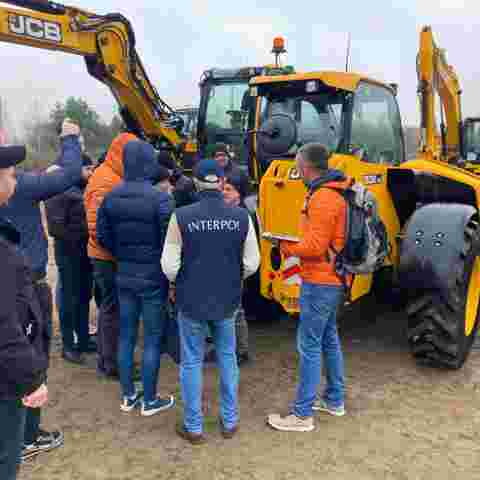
[
  {"x1": 45, "y1": 154, "x2": 95, "y2": 364},
  {"x1": 0, "y1": 146, "x2": 49, "y2": 480}
]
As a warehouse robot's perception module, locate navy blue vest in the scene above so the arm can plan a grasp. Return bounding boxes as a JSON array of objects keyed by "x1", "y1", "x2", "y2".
[{"x1": 175, "y1": 190, "x2": 249, "y2": 321}]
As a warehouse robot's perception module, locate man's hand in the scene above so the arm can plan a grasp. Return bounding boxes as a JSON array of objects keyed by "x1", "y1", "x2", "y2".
[
  {"x1": 168, "y1": 283, "x2": 176, "y2": 303},
  {"x1": 59, "y1": 118, "x2": 80, "y2": 138},
  {"x1": 280, "y1": 240, "x2": 295, "y2": 257},
  {"x1": 22, "y1": 384, "x2": 48, "y2": 408}
]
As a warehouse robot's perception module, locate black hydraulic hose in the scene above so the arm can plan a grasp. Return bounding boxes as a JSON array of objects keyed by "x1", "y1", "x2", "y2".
[{"x1": 2, "y1": 0, "x2": 66, "y2": 15}]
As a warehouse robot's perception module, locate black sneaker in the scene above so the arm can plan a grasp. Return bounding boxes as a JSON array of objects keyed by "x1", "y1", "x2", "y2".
[
  {"x1": 96, "y1": 365, "x2": 119, "y2": 380},
  {"x1": 237, "y1": 352, "x2": 250, "y2": 366},
  {"x1": 22, "y1": 429, "x2": 64, "y2": 461},
  {"x1": 62, "y1": 349, "x2": 84, "y2": 365}
]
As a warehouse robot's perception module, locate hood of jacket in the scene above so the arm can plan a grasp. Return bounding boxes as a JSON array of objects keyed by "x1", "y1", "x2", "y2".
[
  {"x1": 104, "y1": 132, "x2": 137, "y2": 178},
  {"x1": 122, "y1": 140, "x2": 157, "y2": 182},
  {"x1": 307, "y1": 169, "x2": 347, "y2": 191}
]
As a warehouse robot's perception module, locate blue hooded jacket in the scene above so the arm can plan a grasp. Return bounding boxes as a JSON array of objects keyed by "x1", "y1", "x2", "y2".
[
  {"x1": 96, "y1": 140, "x2": 174, "y2": 295},
  {"x1": 0, "y1": 136, "x2": 82, "y2": 277}
]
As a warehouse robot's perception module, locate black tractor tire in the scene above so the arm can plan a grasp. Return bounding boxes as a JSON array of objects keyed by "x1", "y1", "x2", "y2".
[{"x1": 406, "y1": 217, "x2": 480, "y2": 369}]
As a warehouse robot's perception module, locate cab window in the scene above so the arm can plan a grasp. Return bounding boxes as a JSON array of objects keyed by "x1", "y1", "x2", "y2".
[{"x1": 350, "y1": 82, "x2": 404, "y2": 165}]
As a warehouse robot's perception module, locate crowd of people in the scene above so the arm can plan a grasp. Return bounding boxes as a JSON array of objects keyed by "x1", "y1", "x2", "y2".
[{"x1": 0, "y1": 119, "x2": 348, "y2": 478}]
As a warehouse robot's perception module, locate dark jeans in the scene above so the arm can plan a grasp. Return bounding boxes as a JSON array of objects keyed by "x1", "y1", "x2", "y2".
[
  {"x1": 24, "y1": 278, "x2": 52, "y2": 445},
  {"x1": 118, "y1": 287, "x2": 168, "y2": 403},
  {"x1": 0, "y1": 400, "x2": 26, "y2": 480},
  {"x1": 54, "y1": 241, "x2": 92, "y2": 351},
  {"x1": 92, "y1": 259, "x2": 119, "y2": 374}
]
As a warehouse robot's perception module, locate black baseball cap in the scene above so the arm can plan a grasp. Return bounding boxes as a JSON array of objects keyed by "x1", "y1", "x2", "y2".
[{"x1": 0, "y1": 145, "x2": 26, "y2": 169}]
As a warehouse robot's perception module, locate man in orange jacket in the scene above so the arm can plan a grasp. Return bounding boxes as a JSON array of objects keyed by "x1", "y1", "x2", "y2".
[
  {"x1": 84, "y1": 132, "x2": 136, "y2": 378},
  {"x1": 268, "y1": 143, "x2": 349, "y2": 432}
]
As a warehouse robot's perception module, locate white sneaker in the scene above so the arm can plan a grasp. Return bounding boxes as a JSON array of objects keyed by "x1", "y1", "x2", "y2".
[
  {"x1": 267, "y1": 413, "x2": 314, "y2": 432},
  {"x1": 312, "y1": 399, "x2": 345, "y2": 416}
]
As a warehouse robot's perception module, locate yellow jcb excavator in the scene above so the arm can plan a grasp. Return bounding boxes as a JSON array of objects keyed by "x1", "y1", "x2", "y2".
[
  {"x1": 0, "y1": 0, "x2": 296, "y2": 172},
  {"x1": 248, "y1": 25, "x2": 480, "y2": 369},
  {"x1": 0, "y1": 0, "x2": 186, "y2": 154}
]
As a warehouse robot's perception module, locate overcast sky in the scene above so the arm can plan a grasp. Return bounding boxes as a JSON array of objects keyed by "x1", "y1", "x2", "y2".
[{"x1": 0, "y1": 0, "x2": 479, "y2": 134}]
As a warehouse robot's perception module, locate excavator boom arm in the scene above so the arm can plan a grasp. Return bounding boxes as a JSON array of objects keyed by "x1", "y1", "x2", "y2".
[
  {"x1": 0, "y1": 0, "x2": 183, "y2": 149},
  {"x1": 417, "y1": 26, "x2": 462, "y2": 163}
]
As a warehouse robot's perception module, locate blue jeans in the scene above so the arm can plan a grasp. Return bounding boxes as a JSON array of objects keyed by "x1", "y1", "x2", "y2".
[
  {"x1": 294, "y1": 283, "x2": 344, "y2": 418},
  {"x1": 0, "y1": 400, "x2": 26, "y2": 480},
  {"x1": 117, "y1": 287, "x2": 168, "y2": 403},
  {"x1": 178, "y1": 311, "x2": 239, "y2": 434}
]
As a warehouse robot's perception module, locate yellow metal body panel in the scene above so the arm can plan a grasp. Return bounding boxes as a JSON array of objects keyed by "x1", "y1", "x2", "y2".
[
  {"x1": 251, "y1": 71, "x2": 395, "y2": 94},
  {"x1": 466, "y1": 258, "x2": 480, "y2": 336},
  {"x1": 258, "y1": 150, "x2": 480, "y2": 315}
]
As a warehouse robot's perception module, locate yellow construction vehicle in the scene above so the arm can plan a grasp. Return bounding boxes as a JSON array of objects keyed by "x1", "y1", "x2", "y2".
[
  {"x1": 248, "y1": 26, "x2": 480, "y2": 368},
  {"x1": 0, "y1": 0, "x2": 187, "y2": 154},
  {"x1": 197, "y1": 38, "x2": 295, "y2": 176}
]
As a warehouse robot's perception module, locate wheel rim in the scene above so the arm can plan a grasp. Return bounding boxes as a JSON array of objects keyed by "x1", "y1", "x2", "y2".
[{"x1": 465, "y1": 257, "x2": 480, "y2": 336}]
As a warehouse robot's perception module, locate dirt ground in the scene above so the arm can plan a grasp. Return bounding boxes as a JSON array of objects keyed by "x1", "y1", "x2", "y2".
[{"x1": 19, "y1": 247, "x2": 480, "y2": 480}]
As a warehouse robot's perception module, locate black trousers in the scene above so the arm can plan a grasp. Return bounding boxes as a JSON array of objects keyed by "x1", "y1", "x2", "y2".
[
  {"x1": 0, "y1": 400, "x2": 26, "y2": 480},
  {"x1": 55, "y1": 241, "x2": 92, "y2": 351},
  {"x1": 24, "y1": 277, "x2": 52, "y2": 446},
  {"x1": 91, "y1": 259, "x2": 119, "y2": 374}
]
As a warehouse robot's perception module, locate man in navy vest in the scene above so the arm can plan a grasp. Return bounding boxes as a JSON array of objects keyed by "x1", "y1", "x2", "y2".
[{"x1": 162, "y1": 159, "x2": 260, "y2": 444}]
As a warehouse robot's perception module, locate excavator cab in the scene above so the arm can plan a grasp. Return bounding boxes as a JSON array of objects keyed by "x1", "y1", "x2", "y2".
[
  {"x1": 196, "y1": 62, "x2": 295, "y2": 177},
  {"x1": 462, "y1": 117, "x2": 480, "y2": 166}
]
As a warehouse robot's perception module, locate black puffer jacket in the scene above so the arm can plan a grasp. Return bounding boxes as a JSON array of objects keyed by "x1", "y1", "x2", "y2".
[{"x1": 0, "y1": 218, "x2": 47, "y2": 400}]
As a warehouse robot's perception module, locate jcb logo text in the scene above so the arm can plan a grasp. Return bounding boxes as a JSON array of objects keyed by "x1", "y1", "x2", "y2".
[{"x1": 8, "y1": 14, "x2": 62, "y2": 43}]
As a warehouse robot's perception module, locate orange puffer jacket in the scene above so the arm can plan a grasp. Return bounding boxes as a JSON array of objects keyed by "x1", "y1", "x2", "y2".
[
  {"x1": 84, "y1": 133, "x2": 137, "y2": 260},
  {"x1": 281, "y1": 177, "x2": 350, "y2": 286}
]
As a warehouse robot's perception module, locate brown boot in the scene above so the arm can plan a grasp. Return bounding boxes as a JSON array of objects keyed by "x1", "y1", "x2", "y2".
[
  {"x1": 176, "y1": 424, "x2": 206, "y2": 445},
  {"x1": 219, "y1": 419, "x2": 239, "y2": 439}
]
